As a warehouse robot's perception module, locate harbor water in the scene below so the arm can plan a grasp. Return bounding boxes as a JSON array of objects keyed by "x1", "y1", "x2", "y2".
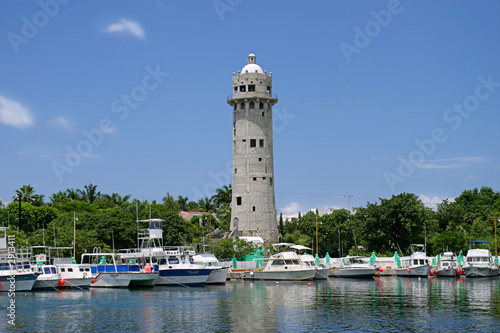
[{"x1": 2, "y1": 276, "x2": 500, "y2": 332}]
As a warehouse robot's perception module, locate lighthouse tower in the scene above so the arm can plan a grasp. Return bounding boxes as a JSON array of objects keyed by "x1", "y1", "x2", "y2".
[{"x1": 227, "y1": 53, "x2": 278, "y2": 243}]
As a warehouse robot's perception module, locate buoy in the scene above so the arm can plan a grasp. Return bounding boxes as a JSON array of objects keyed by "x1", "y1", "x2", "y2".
[
  {"x1": 91, "y1": 279, "x2": 96, "y2": 284},
  {"x1": 407, "y1": 269, "x2": 411, "y2": 273},
  {"x1": 57, "y1": 279, "x2": 65, "y2": 286},
  {"x1": 25, "y1": 294, "x2": 28, "y2": 297},
  {"x1": 276, "y1": 281, "x2": 279, "y2": 284},
  {"x1": 308, "y1": 283, "x2": 311, "y2": 287},
  {"x1": 379, "y1": 268, "x2": 384, "y2": 272},
  {"x1": 144, "y1": 265, "x2": 152, "y2": 273}
]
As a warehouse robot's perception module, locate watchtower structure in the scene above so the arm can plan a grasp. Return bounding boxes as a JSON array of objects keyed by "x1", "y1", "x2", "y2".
[{"x1": 227, "y1": 53, "x2": 278, "y2": 243}]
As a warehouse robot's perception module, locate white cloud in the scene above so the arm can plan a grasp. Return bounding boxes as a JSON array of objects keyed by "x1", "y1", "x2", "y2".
[
  {"x1": 49, "y1": 117, "x2": 74, "y2": 131},
  {"x1": 0, "y1": 95, "x2": 34, "y2": 128},
  {"x1": 281, "y1": 202, "x2": 300, "y2": 214},
  {"x1": 418, "y1": 194, "x2": 455, "y2": 210},
  {"x1": 416, "y1": 163, "x2": 466, "y2": 170},
  {"x1": 104, "y1": 18, "x2": 145, "y2": 39}
]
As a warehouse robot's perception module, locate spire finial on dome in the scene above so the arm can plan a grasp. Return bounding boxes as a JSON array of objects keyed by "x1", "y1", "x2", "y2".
[{"x1": 248, "y1": 53, "x2": 256, "y2": 64}]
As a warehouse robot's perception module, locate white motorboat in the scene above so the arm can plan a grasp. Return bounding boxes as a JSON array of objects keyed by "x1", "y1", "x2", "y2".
[
  {"x1": 192, "y1": 253, "x2": 229, "y2": 284},
  {"x1": 54, "y1": 258, "x2": 95, "y2": 289},
  {"x1": 396, "y1": 244, "x2": 431, "y2": 278},
  {"x1": 244, "y1": 244, "x2": 316, "y2": 281},
  {"x1": 435, "y1": 252, "x2": 461, "y2": 277},
  {"x1": 0, "y1": 252, "x2": 37, "y2": 292},
  {"x1": 290, "y1": 245, "x2": 330, "y2": 280},
  {"x1": 0, "y1": 227, "x2": 37, "y2": 292},
  {"x1": 32, "y1": 264, "x2": 62, "y2": 290},
  {"x1": 462, "y1": 241, "x2": 499, "y2": 277},
  {"x1": 82, "y1": 252, "x2": 158, "y2": 288},
  {"x1": 331, "y1": 256, "x2": 378, "y2": 278}
]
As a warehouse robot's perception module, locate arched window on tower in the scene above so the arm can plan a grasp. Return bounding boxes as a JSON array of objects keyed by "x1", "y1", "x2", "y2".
[
  {"x1": 249, "y1": 101, "x2": 255, "y2": 109},
  {"x1": 240, "y1": 102, "x2": 245, "y2": 110},
  {"x1": 259, "y1": 102, "x2": 264, "y2": 110}
]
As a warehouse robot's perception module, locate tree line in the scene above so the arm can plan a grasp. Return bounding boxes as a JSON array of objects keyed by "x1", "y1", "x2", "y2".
[
  {"x1": 280, "y1": 187, "x2": 500, "y2": 257},
  {"x1": 1, "y1": 184, "x2": 499, "y2": 259}
]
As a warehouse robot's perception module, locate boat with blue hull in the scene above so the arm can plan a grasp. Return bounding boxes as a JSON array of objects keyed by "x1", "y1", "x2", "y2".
[
  {"x1": 0, "y1": 227, "x2": 37, "y2": 292},
  {"x1": 82, "y1": 251, "x2": 158, "y2": 288},
  {"x1": 120, "y1": 219, "x2": 211, "y2": 286}
]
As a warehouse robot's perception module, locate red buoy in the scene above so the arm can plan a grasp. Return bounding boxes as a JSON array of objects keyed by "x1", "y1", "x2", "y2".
[
  {"x1": 91, "y1": 279, "x2": 96, "y2": 284},
  {"x1": 407, "y1": 269, "x2": 411, "y2": 273},
  {"x1": 57, "y1": 279, "x2": 65, "y2": 286},
  {"x1": 379, "y1": 268, "x2": 384, "y2": 272}
]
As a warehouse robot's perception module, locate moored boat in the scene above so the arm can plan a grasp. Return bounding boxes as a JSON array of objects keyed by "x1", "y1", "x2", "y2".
[
  {"x1": 0, "y1": 227, "x2": 37, "y2": 292},
  {"x1": 331, "y1": 256, "x2": 378, "y2": 278},
  {"x1": 54, "y1": 258, "x2": 95, "y2": 289},
  {"x1": 395, "y1": 244, "x2": 431, "y2": 278},
  {"x1": 32, "y1": 264, "x2": 62, "y2": 290},
  {"x1": 82, "y1": 252, "x2": 158, "y2": 288},
  {"x1": 290, "y1": 245, "x2": 330, "y2": 280},
  {"x1": 244, "y1": 244, "x2": 316, "y2": 281},
  {"x1": 461, "y1": 241, "x2": 499, "y2": 278},
  {"x1": 435, "y1": 252, "x2": 461, "y2": 277},
  {"x1": 192, "y1": 253, "x2": 229, "y2": 284}
]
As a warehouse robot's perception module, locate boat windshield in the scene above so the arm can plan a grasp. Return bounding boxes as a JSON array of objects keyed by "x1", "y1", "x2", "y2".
[
  {"x1": 467, "y1": 257, "x2": 491, "y2": 263},
  {"x1": 442, "y1": 261, "x2": 456, "y2": 267},
  {"x1": 168, "y1": 258, "x2": 180, "y2": 264},
  {"x1": 285, "y1": 260, "x2": 299, "y2": 265},
  {"x1": 272, "y1": 260, "x2": 285, "y2": 265}
]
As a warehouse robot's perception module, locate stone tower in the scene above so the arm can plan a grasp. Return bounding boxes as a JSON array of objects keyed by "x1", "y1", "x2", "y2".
[{"x1": 227, "y1": 53, "x2": 278, "y2": 243}]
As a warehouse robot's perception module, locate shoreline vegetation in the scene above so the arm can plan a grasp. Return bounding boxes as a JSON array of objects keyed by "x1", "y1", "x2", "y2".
[{"x1": 1, "y1": 185, "x2": 498, "y2": 260}]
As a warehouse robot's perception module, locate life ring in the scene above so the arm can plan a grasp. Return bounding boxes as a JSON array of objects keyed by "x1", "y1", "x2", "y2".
[{"x1": 83, "y1": 272, "x2": 88, "y2": 278}]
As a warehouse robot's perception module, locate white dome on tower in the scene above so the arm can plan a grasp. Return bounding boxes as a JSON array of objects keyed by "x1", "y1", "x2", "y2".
[{"x1": 241, "y1": 53, "x2": 263, "y2": 73}]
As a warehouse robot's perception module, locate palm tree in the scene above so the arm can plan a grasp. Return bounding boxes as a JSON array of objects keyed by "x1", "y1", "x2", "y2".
[
  {"x1": 198, "y1": 197, "x2": 215, "y2": 213},
  {"x1": 211, "y1": 185, "x2": 232, "y2": 208},
  {"x1": 50, "y1": 191, "x2": 70, "y2": 205},
  {"x1": 14, "y1": 184, "x2": 36, "y2": 202},
  {"x1": 77, "y1": 183, "x2": 101, "y2": 204},
  {"x1": 65, "y1": 188, "x2": 80, "y2": 201},
  {"x1": 103, "y1": 193, "x2": 131, "y2": 207},
  {"x1": 177, "y1": 196, "x2": 189, "y2": 211}
]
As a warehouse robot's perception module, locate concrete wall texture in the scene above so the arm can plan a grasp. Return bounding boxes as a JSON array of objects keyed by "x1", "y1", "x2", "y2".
[{"x1": 227, "y1": 54, "x2": 279, "y2": 243}]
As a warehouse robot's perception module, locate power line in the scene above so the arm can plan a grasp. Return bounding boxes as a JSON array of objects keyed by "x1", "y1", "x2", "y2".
[{"x1": 276, "y1": 192, "x2": 351, "y2": 197}]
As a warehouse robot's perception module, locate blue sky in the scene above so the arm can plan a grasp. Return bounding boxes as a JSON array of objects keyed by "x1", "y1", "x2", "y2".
[{"x1": 1, "y1": 0, "x2": 499, "y2": 217}]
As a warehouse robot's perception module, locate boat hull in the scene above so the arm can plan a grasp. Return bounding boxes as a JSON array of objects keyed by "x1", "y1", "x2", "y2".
[
  {"x1": 314, "y1": 267, "x2": 331, "y2": 280},
  {"x1": 206, "y1": 267, "x2": 229, "y2": 284},
  {"x1": 396, "y1": 265, "x2": 430, "y2": 277},
  {"x1": 58, "y1": 278, "x2": 93, "y2": 289},
  {"x1": 33, "y1": 277, "x2": 61, "y2": 290},
  {"x1": 0, "y1": 273, "x2": 37, "y2": 292},
  {"x1": 436, "y1": 268, "x2": 459, "y2": 277},
  {"x1": 91, "y1": 272, "x2": 157, "y2": 288},
  {"x1": 244, "y1": 269, "x2": 316, "y2": 281},
  {"x1": 155, "y1": 268, "x2": 211, "y2": 286},
  {"x1": 463, "y1": 266, "x2": 499, "y2": 278},
  {"x1": 331, "y1": 268, "x2": 377, "y2": 278}
]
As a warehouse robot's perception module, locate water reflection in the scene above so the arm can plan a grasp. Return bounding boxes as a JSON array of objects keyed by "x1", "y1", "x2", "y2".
[{"x1": 4, "y1": 277, "x2": 500, "y2": 332}]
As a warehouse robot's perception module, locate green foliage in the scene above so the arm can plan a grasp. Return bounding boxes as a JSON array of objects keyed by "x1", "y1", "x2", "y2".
[
  {"x1": 4, "y1": 183, "x2": 500, "y2": 261},
  {"x1": 213, "y1": 237, "x2": 257, "y2": 260},
  {"x1": 430, "y1": 231, "x2": 468, "y2": 254},
  {"x1": 215, "y1": 203, "x2": 231, "y2": 231}
]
